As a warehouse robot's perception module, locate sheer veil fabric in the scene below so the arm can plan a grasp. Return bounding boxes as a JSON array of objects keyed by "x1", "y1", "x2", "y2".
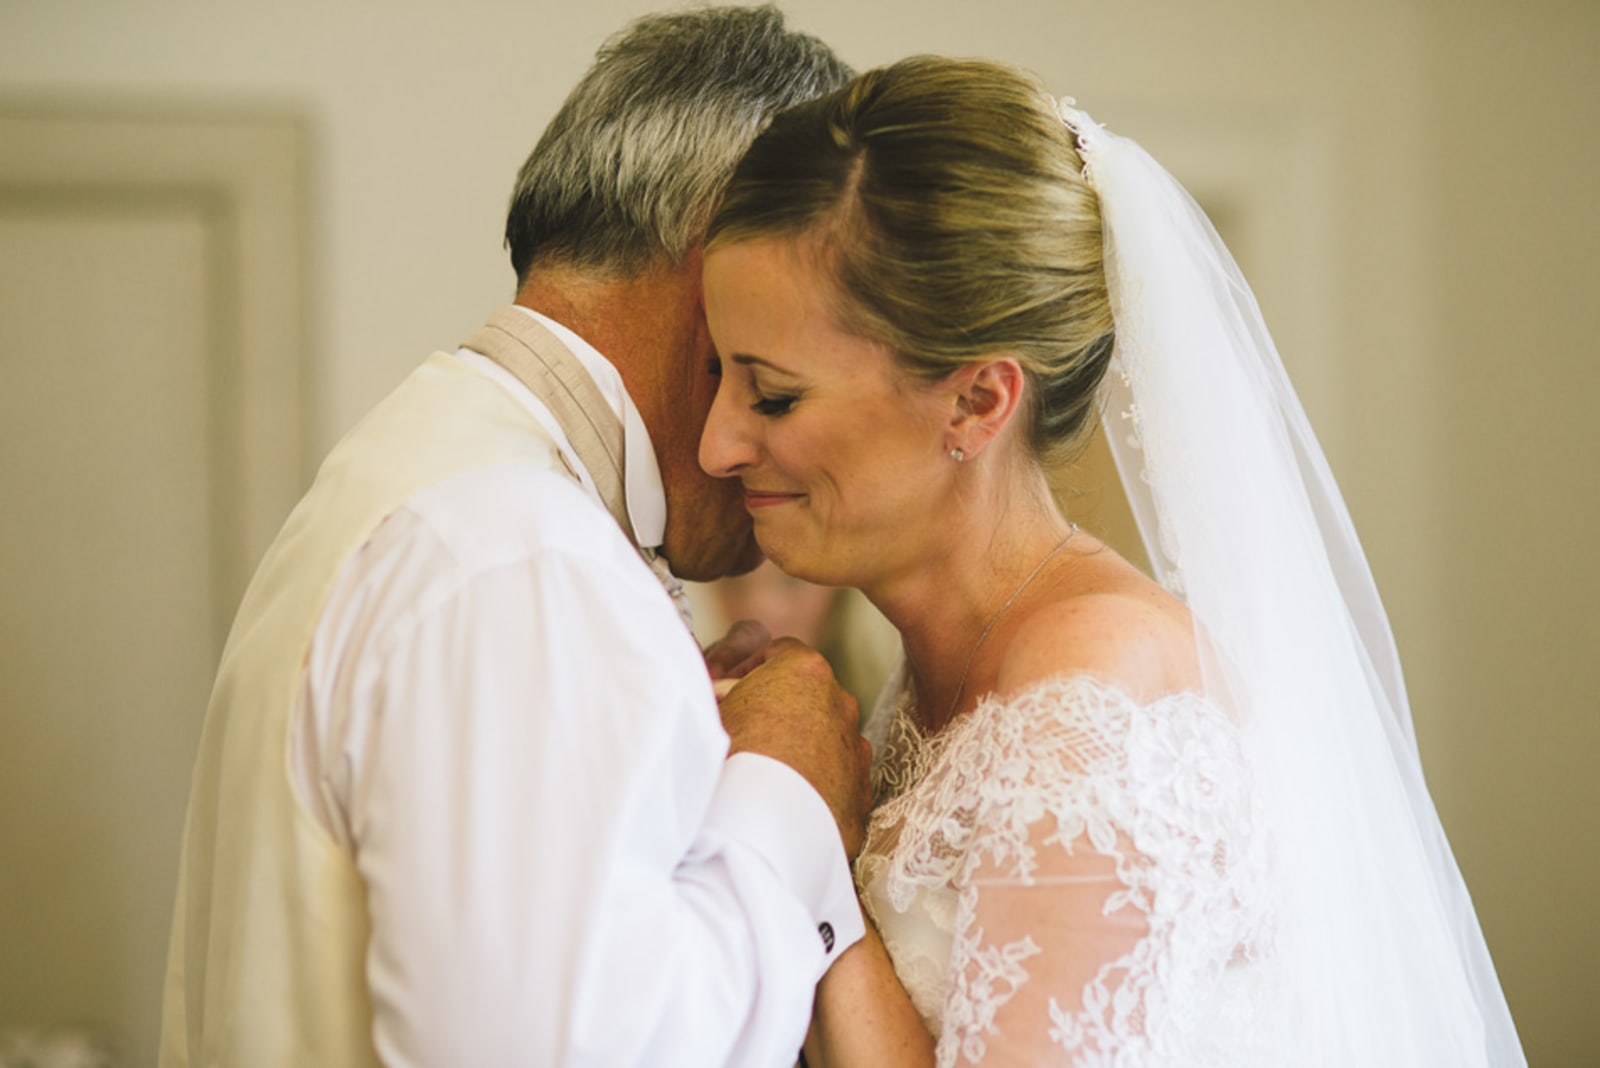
[{"x1": 1064, "y1": 101, "x2": 1524, "y2": 1064}]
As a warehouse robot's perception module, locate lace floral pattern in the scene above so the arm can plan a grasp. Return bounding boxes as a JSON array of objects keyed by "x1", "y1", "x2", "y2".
[{"x1": 858, "y1": 675, "x2": 1276, "y2": 1066}]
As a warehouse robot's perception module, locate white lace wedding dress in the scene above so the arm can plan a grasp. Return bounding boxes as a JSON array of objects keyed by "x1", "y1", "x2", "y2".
[{"x1": 858, "y1": 667, "x2": 1281, "y2": 1067}]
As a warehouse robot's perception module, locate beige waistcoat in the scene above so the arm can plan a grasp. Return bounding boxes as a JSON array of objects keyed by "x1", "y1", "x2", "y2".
[{"x1": 160, "y1": 309, "x2": 633, "y2": 1065}]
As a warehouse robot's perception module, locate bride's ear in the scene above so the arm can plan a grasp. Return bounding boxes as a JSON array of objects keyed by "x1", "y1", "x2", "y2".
[{"x1": 945, "y1": 356, "x2": 1027, "y2": 459}]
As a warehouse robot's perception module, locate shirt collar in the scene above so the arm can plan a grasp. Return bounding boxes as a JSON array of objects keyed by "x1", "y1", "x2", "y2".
[{"x1": 458, "y1": 306, "x2": 667, "y2": 550}]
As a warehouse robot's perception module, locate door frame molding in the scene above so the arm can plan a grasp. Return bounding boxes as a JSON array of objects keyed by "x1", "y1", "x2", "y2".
[{"x1": 0, "y1": 101, "x2": 311, "y2": 617}]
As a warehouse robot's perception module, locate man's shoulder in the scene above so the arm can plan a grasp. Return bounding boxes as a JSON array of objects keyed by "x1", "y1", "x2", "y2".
[
  {"x1": 316, "y1": 461, "x2": 669, "y2": 665},
  {"x1": 396, "y1": 462, "x2": 635, "y2": 578}
]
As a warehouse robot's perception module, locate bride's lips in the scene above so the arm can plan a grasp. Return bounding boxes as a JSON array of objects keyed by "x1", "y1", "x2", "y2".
[{"x1": 742, "y1": 488, "x2": 804, "y2": 509}]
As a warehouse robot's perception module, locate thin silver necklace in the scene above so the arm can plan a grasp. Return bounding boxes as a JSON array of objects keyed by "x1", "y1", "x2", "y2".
[{"x1": 939, "y1": 522, "x2": 1080, "y2": 730}]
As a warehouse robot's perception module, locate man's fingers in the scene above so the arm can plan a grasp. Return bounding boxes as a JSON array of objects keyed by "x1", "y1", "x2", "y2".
[
  {"x1": 837, "y1": 691, "x2": 861, "y2": 730},
  {"x1": 717, "y1": 639, "x2": 829, "y2": 707}
]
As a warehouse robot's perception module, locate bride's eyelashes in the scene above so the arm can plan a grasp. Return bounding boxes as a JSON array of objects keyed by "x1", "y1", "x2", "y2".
[
  {"x1": 744, "y1": 369, "x2": 801, "y2": 417},
  {"x1": 751, "y1": 391, "x2": 798, "y2": 417}
]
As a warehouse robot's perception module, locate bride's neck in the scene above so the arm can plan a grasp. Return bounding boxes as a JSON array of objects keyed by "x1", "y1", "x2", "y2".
[{"x1": 865, "y1": 475, "x2": 1072, "y2": 733}]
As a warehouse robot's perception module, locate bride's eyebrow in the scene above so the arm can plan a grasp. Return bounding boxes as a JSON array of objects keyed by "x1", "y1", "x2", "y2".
[{"x1": 730, "y1": 353, "x2": 801, "y2": 378}]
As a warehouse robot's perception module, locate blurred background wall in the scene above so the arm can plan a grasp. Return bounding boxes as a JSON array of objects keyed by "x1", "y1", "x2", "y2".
[{"x1": 0, "y1": 0, "x2": 1593, "y2": 1063}]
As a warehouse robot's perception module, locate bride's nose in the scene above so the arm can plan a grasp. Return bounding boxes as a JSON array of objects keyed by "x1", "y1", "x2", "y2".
[{"x1": 699, "y1": 380, "x2": 758, "y2": 477}]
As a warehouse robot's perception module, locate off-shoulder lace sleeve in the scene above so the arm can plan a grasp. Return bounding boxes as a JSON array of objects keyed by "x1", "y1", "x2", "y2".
[{"x1": 862, "y1": 676, "x2": 1274, "y2": 1067}]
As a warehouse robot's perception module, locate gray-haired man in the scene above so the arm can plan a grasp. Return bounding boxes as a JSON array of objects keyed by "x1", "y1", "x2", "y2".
[{"x1": 160, "y1": 8, "x2": 866, "y2": 1064}]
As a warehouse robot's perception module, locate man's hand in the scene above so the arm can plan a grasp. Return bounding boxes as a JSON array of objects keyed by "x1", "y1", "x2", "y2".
[{"x1": 718, "y1": 639, "x2": 873, "y2": 858}]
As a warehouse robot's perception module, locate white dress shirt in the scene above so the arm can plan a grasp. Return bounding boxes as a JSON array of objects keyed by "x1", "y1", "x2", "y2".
[{"x1": 290, "y1": 310, "x2": 862, "y2": 1065}]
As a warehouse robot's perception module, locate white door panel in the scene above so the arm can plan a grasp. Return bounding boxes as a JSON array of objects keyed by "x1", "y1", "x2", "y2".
[{"x1": 0, "y1": 107, "x2": 307, "y2": 1066}]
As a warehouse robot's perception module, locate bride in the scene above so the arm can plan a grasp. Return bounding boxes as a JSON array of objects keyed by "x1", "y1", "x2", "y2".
[{"x1": 698, "y1": 56, "x2": 1524, "y2": 1066}]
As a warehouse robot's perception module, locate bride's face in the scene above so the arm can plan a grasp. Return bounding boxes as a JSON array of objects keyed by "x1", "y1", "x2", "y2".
[{"x1": 699, "y1": 237, "x2": 951, "y2": 588}]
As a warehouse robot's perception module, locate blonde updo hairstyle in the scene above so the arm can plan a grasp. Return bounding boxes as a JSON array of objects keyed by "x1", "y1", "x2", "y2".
[{"x1": 707, "y1": 55, "x2": 1115, "y2": 466}]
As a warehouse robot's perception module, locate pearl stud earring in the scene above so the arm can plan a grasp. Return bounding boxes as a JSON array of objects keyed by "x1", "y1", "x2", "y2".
[{"x1": 950, "y1": 447, "x2": 966, "y2": 462}]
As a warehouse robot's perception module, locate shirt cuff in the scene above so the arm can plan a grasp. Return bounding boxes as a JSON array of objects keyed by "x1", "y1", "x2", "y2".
[{"x1": 704, "y1": 752, "x2": 866, "y2": 972}]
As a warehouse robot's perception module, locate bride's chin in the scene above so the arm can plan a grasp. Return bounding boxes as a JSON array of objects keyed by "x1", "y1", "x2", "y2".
[{"x1": 758, "y1": 541, "x2": 826, "y2": 587}]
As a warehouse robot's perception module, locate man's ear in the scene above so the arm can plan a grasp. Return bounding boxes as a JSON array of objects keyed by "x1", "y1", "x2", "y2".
[{"x1": 945, "y1": 356, "x2": 1027, "y2": 459}]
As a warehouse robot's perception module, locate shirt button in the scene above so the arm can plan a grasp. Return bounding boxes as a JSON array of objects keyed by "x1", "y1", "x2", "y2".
[{"x1": 818, "y1": 921, "x2": 835, "y2": 953}]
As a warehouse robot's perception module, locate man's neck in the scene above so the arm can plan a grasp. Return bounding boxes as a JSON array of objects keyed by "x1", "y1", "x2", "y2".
[{"x1": 513, "y1": 258, "x2": 702, "y2": 386}]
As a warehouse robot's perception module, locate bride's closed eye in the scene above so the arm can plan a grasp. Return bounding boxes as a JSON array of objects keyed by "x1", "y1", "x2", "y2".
[{"x1": 751, "y1": 392, "x2": 798, "y2": 417}]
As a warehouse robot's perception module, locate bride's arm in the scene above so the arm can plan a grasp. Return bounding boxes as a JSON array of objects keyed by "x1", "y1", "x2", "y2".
[
  {"x1": 803, "y1": 922, "x2": 935, "y2": 1068},
  {"x1": 945, "y1": 827, "x2": 1149, "y2": 1066},
  {"x1": 802, "y1": 779, "x2": 1145, "y2": 1068}
]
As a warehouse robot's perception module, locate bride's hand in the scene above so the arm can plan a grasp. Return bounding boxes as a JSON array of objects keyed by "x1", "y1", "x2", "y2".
[{"x1": 703, "y1": 619, "x2": 772, "y2": 695}]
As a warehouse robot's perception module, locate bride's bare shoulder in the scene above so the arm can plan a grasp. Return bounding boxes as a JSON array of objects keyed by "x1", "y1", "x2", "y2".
[{"x1": 997, "y1": 560, "x2": 1200, "y2": 705}]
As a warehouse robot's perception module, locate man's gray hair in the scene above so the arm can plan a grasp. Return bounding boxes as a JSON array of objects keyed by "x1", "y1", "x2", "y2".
[{"x1": 505, "y1": 5, "x2": 852, "y2": 282}]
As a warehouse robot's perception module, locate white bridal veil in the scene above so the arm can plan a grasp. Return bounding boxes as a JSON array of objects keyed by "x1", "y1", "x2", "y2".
[{"x1": 1060, "y1": 101, "x2": 1525, "y2": 1065}]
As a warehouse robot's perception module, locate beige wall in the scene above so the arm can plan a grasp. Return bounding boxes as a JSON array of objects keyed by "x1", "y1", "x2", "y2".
[
  {"x1": 1421, "y1": 2, "x2": 1600, "y2": 1059},
  {"x1": 0, "y1": 0, "x2": 1593, "y2": 1062}
]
